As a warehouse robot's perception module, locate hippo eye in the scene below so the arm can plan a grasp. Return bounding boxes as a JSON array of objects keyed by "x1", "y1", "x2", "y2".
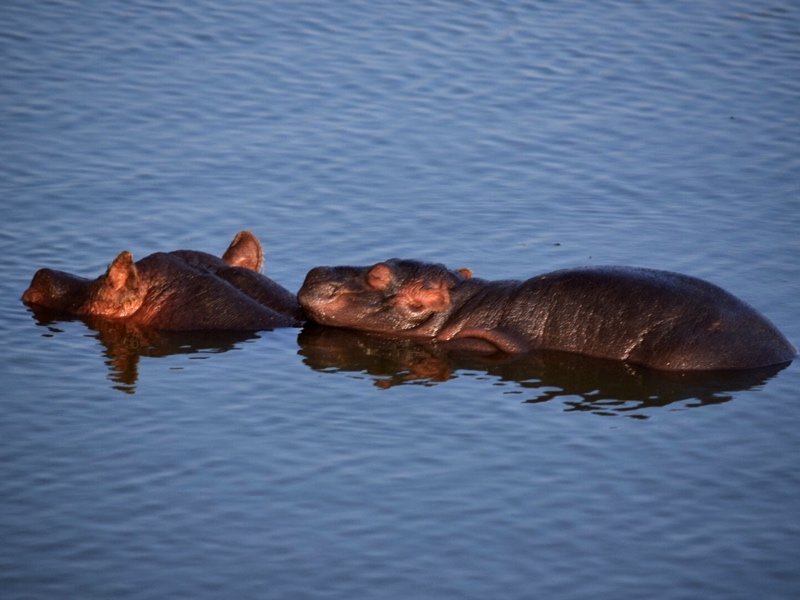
[{"x1": 406, "y1": 302, "x2": 425, "y2": 314}]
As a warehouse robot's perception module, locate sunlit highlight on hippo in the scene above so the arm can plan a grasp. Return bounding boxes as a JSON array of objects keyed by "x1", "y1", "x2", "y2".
[
  {"x1": 22, "y1": 231, "x2": 302, "y2": 331},
  {"x1": 298, "y1": 259, "x2": 796, "y2": 371}
]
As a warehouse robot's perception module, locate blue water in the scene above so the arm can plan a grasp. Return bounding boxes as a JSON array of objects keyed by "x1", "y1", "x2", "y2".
[{"x1": 2, "y1": 1, "x2": 799, "y2": 599}]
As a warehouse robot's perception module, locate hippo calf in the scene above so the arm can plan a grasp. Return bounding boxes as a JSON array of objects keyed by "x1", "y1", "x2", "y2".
[
  {"x1": 22, "y1": 231, "x2": 302, "y2": 331},
  {"x1": 298, "y1": 259, "x2": 796, "y2": 371}
]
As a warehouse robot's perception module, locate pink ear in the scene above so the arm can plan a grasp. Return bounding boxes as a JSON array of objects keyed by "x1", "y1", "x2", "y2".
[
  {"x1": 106, "y1": 251, "x2": 139, "y2": 291},
  {"x1": 367, "y1": 263, "x2": 394, "y2": 290},
  {"x1": 457, "y1": 267, "x2": 473, "y2": 280},
  {"x1": 92, "y1": 251, "x2": 144, "y2": 318},
  {"x1": 223, "y1": 230, "x2": 264, "y2": 271}
]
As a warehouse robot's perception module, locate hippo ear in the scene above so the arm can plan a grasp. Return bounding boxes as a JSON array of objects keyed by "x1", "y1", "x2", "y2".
[
  {"x1": 457, "y1": 267, "x2": 472, "y2": 280},
  {"x1": 367, "y1": 263, "x2": 394, "y2": 291},
  {"x1": 223, "y1": 230, "x2": 264, "y2": 271},
  {"x1": 106, "y1": 251, "x2": 140, "y2": 291},
  {"x1": 92, "y1": 251, "x2": 144, "y2": 318}
]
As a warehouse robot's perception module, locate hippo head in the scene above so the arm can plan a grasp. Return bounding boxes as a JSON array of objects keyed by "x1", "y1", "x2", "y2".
[
  {"x1": 298, "y1": 259, "x2": 472, "y2": 335},
  {"x1": 23, "y1": 250, "x2": 146, "y2": 318},
  {"x1": 21, "y1": 230, "x2": 267, "y2": 322}
]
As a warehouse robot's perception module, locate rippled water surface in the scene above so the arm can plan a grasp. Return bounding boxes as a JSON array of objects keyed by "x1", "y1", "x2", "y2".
[{"x1": 2, "y1": 2, "x2": 799, "y2": 599}]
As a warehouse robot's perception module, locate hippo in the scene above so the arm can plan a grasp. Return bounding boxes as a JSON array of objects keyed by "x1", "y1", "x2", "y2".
[
  {"x1": 22, "y1": 231, "x2": 302, "y2": 330},
  {"x1": 298, "y1": 259, "x2": 796, "y2": 371}
]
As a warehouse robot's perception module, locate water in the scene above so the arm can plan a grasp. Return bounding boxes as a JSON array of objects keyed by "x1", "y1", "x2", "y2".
[{"x1": 1, "y1": 1, "x2": 799, "y2": 598}]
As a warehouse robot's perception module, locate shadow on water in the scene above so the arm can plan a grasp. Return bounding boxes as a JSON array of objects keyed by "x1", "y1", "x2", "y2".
[
  {"x1": 27, "y1": 305, "x2": 261, "y2": 394},
  {"x1": 297, "y1": 323, "x2": 789, "y2": 419}
]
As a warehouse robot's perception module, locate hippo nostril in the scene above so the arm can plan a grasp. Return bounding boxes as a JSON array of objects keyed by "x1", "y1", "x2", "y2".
[
  {"x1": 22, "y1": 288, "x2": 42, "y2": 304},
  {"x1": 22, "y1": 269, "x2": 53, "y2": 304}
]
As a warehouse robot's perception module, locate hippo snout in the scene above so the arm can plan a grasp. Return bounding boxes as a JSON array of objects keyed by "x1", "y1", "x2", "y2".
[
  {"x1": 298, "y1": 266, "x2": 377, "y2": 325},
  {"x1": 22, "y1": 277, "x2": 45, "y2": 305},
  {"x1": 298, "y1": 267, "x2": 343, "y2": 304},
  {"x1": 22, "y1": 268, "x2": 59, "y2": 305},
  {"x1": 22, "y1": 268, "x2": 90, "y2": 311},
  {"x1": 302, "y1": 266, "x2": 336, "y2": 286}
]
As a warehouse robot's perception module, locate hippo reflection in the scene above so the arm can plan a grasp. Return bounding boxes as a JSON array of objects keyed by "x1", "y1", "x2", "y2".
[
  {"x1": 297, "y1": 323, "x2": 789, "y2": 417},
  {"x1": 27, "y1": 304, "x2": 261, "y2": 394}
]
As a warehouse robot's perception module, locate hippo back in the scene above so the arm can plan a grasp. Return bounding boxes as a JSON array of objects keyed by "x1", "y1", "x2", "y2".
[{"x1": 506, "y1": 266, "x2": 795, "y2": 370}]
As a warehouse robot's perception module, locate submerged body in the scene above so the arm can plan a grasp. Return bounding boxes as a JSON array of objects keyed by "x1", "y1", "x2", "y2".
[
  {"x1": 298, "y1": 260, "x2": 796, "y2": 371},
  {"x1": 22, "y1": 231, "x2": 302, "y2": 331}
]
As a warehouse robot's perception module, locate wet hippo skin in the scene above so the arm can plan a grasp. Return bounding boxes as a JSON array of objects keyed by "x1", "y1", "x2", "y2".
[
  {"x1": 22, "y1": 231, "x2": 302, "y2": 330},
  {"x1": 298, "y1": 259, "x2": 796, "y2": 371}
]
